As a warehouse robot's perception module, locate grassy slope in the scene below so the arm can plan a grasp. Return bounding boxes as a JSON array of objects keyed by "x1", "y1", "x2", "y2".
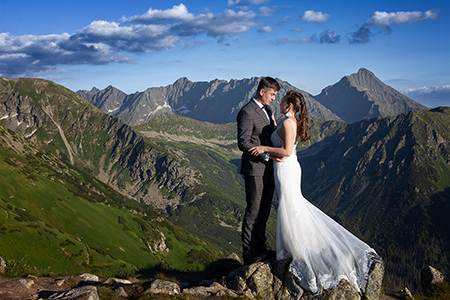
[{"x1": 0, "y1": 127, "x2": 222, "y2": 277}]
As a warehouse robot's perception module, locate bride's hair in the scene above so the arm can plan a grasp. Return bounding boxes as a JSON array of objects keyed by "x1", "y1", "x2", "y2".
[{"x1": 285, "y1": 90, "x2": 311, "y2": 143}]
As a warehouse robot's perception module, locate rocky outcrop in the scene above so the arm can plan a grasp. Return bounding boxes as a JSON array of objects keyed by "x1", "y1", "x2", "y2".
[
  {"x1": 0, "y1": 253, "x2": 386, "y2": 300},
  {"x1": 47, "y1": 286, "x2": 99, "y2": 300},
  {"x1": 420, "y1": 265, "x2": 445, "y2": 292},
  {"x1": 144, "y1": 279, "x2": 181, "y2": 295}
]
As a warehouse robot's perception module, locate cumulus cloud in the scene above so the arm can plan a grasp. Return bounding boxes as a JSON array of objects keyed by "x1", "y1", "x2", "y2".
[
  {"x1": 258, "y1": 26, "x2": 273, "y2": 33},
  {"x1": 0, "y1": 32, "x2": 130, "y2": 77},
  {"x1": 298, "y1": 10, "x2": 331, "y2": 23},
  {"x1": 0, "y1": 4, "x2": 258, "y2": 77},
  {"x1": 366, "y1": 9, "x2": 439, "y2": 27},
  {"x1": 259, "y1": 6, "x2": 275, "y2": 17},
  {"x1": 350, "y1": 9, "x2": 439, "y2": 44},
  {"x1": 121, "y1": 4, "x2": 195, "y2": 23},
  {"x1": 401, "y1": 85, "x2": 450, "y2": 94},
  {"x1": 400, "y1": 85, "x2": 450, "y2": 108}
]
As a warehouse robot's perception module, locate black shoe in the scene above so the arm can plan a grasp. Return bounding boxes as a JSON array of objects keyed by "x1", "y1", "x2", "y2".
[
  {"x1": 266, "y1": 249, "x2": 276, "y2": 259},
  {"x1": 243, "y1": 250, "x2": 253, "y2": 265},
  {"x1": 243, "y1": 250, "x2": 268, "y2": 265}
]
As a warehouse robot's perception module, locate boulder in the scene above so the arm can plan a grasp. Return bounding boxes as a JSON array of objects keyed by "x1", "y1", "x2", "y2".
[
  {"x1": 48, "y1": 285, "x2": 99, "y2": 300},
  {"x1": 183, "y1": 281, "x2": 227, "y2": 297},
  {"x1": 144, "y1": 278, "x2": 180, "y2": 295},
  {"x1": 364, "y1": 252, "x2": 384, "y2": 300},
  {"x1": 0, "y1": 256, "x2": 6, "y2": 274},
  {"x1": 19, "y1": 278, "x2": 34, "y2": 288},
  {"x1": 79, "y1": 273, "x2": 99, "y2": 282},
  {"x1": 421, "y1": 265, "x2": 444, "y2": 292},
  {"x1": 320, "y1": 279, "x2": 361, "y2": 300},
  {"x1": 226, "y1": 255, "x2": 384, "y2": 300}
]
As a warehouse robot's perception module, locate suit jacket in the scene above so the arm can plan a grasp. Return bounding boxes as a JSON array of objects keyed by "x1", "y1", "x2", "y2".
[{"x1": 237, "y1": 100, "x2": 276, "y2": 177}]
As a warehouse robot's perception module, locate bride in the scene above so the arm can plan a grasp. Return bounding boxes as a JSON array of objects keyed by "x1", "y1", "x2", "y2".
[{"x1": 249, "y1": 90, "x2": 378, "y2": 294}]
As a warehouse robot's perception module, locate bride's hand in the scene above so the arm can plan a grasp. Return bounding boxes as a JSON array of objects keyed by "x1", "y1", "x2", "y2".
[
  {"x1": 271, "y1": 155, "x2": 287, "y2": 162},
  {"x1": 249, "y1": 145, "x2": 265, "y2": 157}
]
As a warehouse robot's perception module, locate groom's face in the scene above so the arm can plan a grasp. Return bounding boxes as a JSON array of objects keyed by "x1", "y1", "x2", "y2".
[{"x1": 260, "y1": 88, "x2": 278, "y2": 106}]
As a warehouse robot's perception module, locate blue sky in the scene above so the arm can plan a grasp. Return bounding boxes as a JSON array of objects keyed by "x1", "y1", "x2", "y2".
[{"x1": 1, "y1": 0, "x2": 449, "y2": 107}]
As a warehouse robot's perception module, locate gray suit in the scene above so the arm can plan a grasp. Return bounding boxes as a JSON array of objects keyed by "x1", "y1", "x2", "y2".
[{"x1": 237, "y1": 99, "x2": 276, "y2": 256}]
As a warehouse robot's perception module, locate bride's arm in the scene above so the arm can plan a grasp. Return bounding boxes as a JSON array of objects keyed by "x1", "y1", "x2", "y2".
[{"x1": 249, "y1": 119, "x2": 295, "y2": 157}]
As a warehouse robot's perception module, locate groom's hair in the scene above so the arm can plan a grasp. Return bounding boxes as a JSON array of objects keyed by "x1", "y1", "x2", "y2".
[{"x1": 257, "y1": 77, "x2": 280, "y2": 93}]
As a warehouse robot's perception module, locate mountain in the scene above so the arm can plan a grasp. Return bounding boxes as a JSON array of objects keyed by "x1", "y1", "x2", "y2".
[
  {"x1": 0, "y1": 77, "x2": 251, "y2": 257},
  {"x1": 2, "y1": 76, "x2": 449, "y2": 294},
  {"x1": 77, "y1": 69, "x2": 427, "y2": 126},
  {"x1": 77, "y1": 77, "x2": 341, "y2": 125},
  {"x1": 298, "y1": 106, "x2": 450, "y2": 292},
  {"x1": 0, "y1": 124, "x2": 222, "y2": 277},
  {"x1": 314, "y1": 68, "x2": 429, "y2": 123}
]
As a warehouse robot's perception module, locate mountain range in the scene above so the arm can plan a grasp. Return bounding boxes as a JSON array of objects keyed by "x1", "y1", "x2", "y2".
[
  {"x1": 77, "y1": 68, "x2": 428, "y2": 126},
  {"x1": 0, "y1": 70, "x2": 448, "y2": 293}
]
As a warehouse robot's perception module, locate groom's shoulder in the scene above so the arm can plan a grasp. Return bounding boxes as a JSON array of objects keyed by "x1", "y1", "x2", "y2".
[{"x1": 240, "y1": 100, "x2": 256, "y2": 112}]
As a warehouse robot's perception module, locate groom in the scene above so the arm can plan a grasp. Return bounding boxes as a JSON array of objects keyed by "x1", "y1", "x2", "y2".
[{"x1": 237, "y1": 76, "x2": 280, "y2": 265}]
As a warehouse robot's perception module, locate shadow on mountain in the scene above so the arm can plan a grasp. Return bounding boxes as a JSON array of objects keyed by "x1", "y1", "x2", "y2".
[{"x1": 229, "y1": 158, "x2": 241, "y2": 170}]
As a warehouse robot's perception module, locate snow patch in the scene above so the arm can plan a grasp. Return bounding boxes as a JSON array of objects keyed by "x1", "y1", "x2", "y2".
[
  {"x1": 25, "y1": 129, "x2": 37, "y2": 138},
  {"x1": 107, "y1": 107, "x2": 120, "y2": 113}
]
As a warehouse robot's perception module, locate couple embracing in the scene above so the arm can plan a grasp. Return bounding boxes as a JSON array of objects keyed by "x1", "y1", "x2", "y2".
[{"x1": 237, "y1": 77, "x2": 378, "y2": 294}]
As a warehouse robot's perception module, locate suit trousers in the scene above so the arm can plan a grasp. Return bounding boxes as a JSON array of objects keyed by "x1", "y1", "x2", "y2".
[{"x1": 242, "y1": 173, "x2": 275, "y2": 253}]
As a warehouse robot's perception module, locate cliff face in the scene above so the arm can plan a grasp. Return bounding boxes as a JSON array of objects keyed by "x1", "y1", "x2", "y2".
[{"x1": 0, "y1": 77, "x2": 201, "y2": 207}]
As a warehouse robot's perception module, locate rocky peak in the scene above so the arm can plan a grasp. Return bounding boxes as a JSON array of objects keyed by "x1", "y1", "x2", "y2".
[
  {"x1": 314, "y1": 68, "x2": 429, "y2": 122},
  {"x1": 346, "y1": 68, "x2": 381, "y2": 90}
]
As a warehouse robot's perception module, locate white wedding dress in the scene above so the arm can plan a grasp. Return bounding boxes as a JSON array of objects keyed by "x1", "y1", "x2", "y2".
[{"x1": 272, "y1": 119, "x2": 377, "y2": 294}]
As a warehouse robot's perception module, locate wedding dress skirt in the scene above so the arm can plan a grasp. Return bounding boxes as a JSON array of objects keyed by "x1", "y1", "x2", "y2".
[{"x1": 271, "y1": 129, "x2": 376, "y2": 294}]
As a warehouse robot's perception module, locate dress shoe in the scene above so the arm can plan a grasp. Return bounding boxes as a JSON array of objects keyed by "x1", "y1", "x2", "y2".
[
  {"x1": 266, "y1": 249, "x2": 276, "y2": 259},
  {"x1": 243, "y1": 250, "x2": 268, "y2": 265}
]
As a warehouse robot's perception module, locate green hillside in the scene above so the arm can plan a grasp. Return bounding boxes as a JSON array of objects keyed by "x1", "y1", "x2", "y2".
[{"x1": 0, "y1": 127, "x2": 222, "y2": 277}]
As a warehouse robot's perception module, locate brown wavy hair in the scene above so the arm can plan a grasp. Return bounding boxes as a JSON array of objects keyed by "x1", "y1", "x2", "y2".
[{"x1": 285, "y1": 90, "x2": 311, "y2": 143}]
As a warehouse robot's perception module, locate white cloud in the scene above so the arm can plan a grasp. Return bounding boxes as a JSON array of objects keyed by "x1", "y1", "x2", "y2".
[
  {"x1": 120, "y1": 4, "x2": 195, "y2": 23},
  {"x1": 0, "y1": 4, "x2": 259, "y2": 77},
  {"x1": 350, "y1": 9, "x2": 439, "y2": 44},
  {"x1": 400, "y1": 85, "x2": 450, "y2": 108},
  {"x1": 259, "y1": 6, "x2": 274, "y2": 17},
  {"x1": 298, "y1": 10, "x2": 331, "y2": 23},
  {"x1": 366, "y1": 10, "x2": 439, "y2": 27},
  {"x1": 401, "y1": 85, "x2": 450, "y2": 94},
  {"x1": 227, "y1": 0, "x2": 241, "y2": 6},
  {"x1": 258, "y1": 26, "x2": 273, "y2": 33}
]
